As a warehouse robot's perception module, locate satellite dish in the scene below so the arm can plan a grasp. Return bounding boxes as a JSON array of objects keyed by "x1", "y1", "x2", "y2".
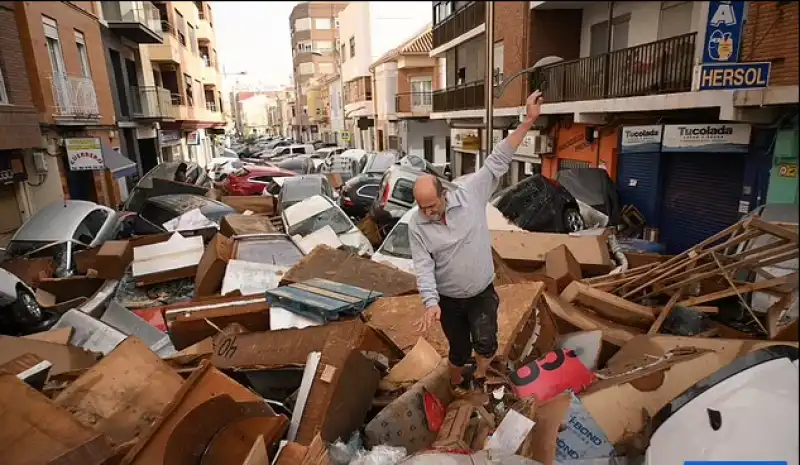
[{"x1": 532, "y1": 56, "x2": 564, "y2": 69}]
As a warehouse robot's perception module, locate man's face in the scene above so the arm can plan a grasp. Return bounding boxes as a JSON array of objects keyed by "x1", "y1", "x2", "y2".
[{"x1": 419, "y1": 192, "x2": 446, "y2": 221}]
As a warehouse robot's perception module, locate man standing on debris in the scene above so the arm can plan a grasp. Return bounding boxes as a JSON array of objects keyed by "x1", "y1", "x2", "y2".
[{"x1": 410, "y1": 90, "x2": 544, "y2": 393}]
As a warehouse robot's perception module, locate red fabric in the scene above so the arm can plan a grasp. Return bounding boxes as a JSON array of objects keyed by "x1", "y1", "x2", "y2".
[{"x1": 423, "y1": 388, "x2": 446, "y2": 432}]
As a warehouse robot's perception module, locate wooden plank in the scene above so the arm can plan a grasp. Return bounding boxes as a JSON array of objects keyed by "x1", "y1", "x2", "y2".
[
  {"x1": 241, "y1": 435, "x2": 269, "y2": 465},
  {"x1": 748, "y1": 217, "x2": 799, "y2": 243},
  {"x1": 22, "y1": 327, "x2": 73, "y2": 345},
  {"x1": 290, "y1": 283, "x2": 364, "y2": 304},
  {"x1": 561, "y1": 281, "x2": 655, "y2": 328},
  {"x1": 766, "y1": 292, "x2": 798, "y2": 339},
  {"x1": 543, "y1": 293, "x2": 642, "y2": 347},
  {"x1": 54, "y1": 338, "x2": 184, "y2": 447},
  {"x1": 647, "y1": 289, "x2": 684, "y2": 335},
  {"x1": 676, "y1": 272, "x2": 799, "y2": 308},
  {"x1": 582, "y1": 262, "x2": 660, "y2": 285}
]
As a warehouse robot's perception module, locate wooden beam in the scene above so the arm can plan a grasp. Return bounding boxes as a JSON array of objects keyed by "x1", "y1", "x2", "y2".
[
  {"x1": 676, "y1": 272, "x2": 798, "y2": 308},
  {"x1": 647, "y1": 288, "x2": 684, "y2": 336}
]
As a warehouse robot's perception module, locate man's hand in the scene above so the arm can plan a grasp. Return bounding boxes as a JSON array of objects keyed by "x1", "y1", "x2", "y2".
[
  {"x1": 414, "y1": 305, "x2": 441, "y2": 333},
  {"x1": 525, "y1": 90, "x2": 544, "y2": 122}
]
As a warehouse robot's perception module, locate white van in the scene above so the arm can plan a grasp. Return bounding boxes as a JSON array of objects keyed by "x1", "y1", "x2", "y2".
[{"x1": 371, "y1": 203, "x2": 522, "y2": 273}]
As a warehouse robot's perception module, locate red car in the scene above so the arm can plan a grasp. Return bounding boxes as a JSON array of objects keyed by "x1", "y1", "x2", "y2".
[{"x1": 223, "y1": 165, "x2": 296, "y2": 196}]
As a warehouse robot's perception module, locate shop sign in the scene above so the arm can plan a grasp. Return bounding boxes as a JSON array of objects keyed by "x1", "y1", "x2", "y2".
[
  {"x1": 620, "y1": 125, "x2": 663, "y2": 153},
  {"x1": 778, "y1": 164, "x2": 797, "y2": 178},
  {"x1": 702, "y1": 1, "x2": 746, "y2": 65},
  {"x1": 452, "y1": 128, "x2": 480, "y2": 151},
  {"x1": 186, "y1": 131, "x2": 200, "y2": 146},
  {"x1": 481, "y1": 129, "x2": 504, "y2": 151},
  {"x1": 65, "y1": 137, "x2": 105, "y2": 171},
  {"x1": 699, "y1": 62, "x2": 771, "y2": 90},
  {"x1": 0, "y1": 169, "x2": 14, "y2": 185},
  {"x1": 159, "y1": 130, "x2": 180, "y2": 143},
  {"x1": 661, "y1": 124, "x2": 751, "y2": 153}
]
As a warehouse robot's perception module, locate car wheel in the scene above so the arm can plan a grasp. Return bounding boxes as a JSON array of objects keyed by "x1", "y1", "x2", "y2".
[
  {"x1": 13, "y1": 288, "x2": 42, "y2": 324},
  {"x1": 563, "y1": 208, "x2": 585, "y2": 232}
]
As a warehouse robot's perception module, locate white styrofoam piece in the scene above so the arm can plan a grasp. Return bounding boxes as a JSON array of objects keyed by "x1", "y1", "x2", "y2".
[
  {"x1": 162, "y1": 208, "x2": 217, "y2": 232},
  {"x1": 486, "y1": 409, "x2": 536, "y2": 454},
  {"x1": 221, "y1": 260, "x2": 288, "y2": 296},
  {"x1": 557, "y1": 330, "x2": 603, "y2": 370},
  {"x1": 132, "y1": 233, "x2": 204, "y2": 277},
  {"x1": 52, "y1": 309, "x2": 127, "y2": 355},
  {"x1": 287, "y1": 351, "x2": 322, "y2": 442},
  {"x1": 293, "y1": 225, "x2": 343, "y2": 255},
  {"x1": 269, "y1": 306, "x2": 322, "y2": 331}
]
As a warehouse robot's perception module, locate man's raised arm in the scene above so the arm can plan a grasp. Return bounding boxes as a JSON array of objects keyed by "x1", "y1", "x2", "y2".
[{"x1": 464, "y1": 90, "x2": 544, "y2": 203}]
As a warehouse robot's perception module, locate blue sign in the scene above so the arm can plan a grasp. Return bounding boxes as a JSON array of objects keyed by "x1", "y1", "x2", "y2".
[
  {"x1": 699, "y1": 62, "x2": 772, "y2": 90},
  {"x1": 702, "y1": 1, "x2": 747, "y2": 64}
]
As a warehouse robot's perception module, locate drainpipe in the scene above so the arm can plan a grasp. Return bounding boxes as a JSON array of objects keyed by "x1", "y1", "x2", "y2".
[
  {"x1": 371, "y1": 70, "x2": 378, "y2": 151},
  {"x1": 603, "y1": 2, "x2": 614, "y2": 97},
  {"x1": 484, "y1": 1, "x2": 495, "y2": 164}
]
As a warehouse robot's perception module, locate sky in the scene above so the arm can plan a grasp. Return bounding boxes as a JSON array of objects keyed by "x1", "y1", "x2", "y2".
[{"x1": 213, "y1": 1, "x2": 433, "y2": 91}]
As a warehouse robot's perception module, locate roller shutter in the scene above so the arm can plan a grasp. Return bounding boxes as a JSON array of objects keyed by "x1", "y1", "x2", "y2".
[
  {"x1": 660, "y1": 152, "x2": 745, "y2": 255},
  {"x1": 617, "y1": 151, "x2": 661, "y2": 227}
]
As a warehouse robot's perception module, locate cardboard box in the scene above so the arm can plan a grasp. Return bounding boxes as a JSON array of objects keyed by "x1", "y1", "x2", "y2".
[
  {"x1": 492, "y1": 231, "x2": 613, "y2": 274},
  {"x1": 132, "y1": 233, "x2": 204, "y2": 287},
  {"x1": 195, "y1": 233, "x2": 235, "y2": 297},
  {"x1": 166, "y1": 295, "x2": 270, "y2": 350},
  {"x1": 219, "y1": 214, "x2": 276, "y2": 237},
  {"x1": 545, "y1": 244, "x2": 582, "y2": 292},
  {"x1": 222, "y1": 196, "x2": 276, "y2": 215},
  {"x1": 93, "y1": 240, "x2": 134, "y2": 279}
]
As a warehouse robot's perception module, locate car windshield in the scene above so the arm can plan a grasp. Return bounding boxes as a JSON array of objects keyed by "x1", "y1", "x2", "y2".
[
  {"x1": 235, "y1": 237, "x2": 304, "y2": 267},
  {"x1": 380, "y1": 222, "x2": 412, "y2": 259},
  {"x1": 6, "y1": 240, "x2": 58, "y2": 258},
  {"x1": 311, "y1": 150, "x2": 330, "y2": 159},
  {"x1": 288, "y1": 206, "x2": 352, "y2": 236},
  {"x1": 364, "y1": 154, "x2": 396, "y2": 173}
]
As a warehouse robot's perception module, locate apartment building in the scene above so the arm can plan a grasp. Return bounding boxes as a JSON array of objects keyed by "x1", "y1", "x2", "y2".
[
  {"x1": 328, "y1": 75, "x2": 344, "y2": 145},
  {"x1": 13, "y1": 1, "x2": 122, "y2": 209},
  {"x1": 140, "y1": 1, "x2": 226, "y2": 168},
  {"x1": 238, "y1": 91, "x2": 281, "y2": 137},
  {"x1": 289, "y1": 1, "x2": 348, "y2": 142},
  {"x1": 97, "y1": 0, "x2": 164, "y2": 199},
  {"x1": 0, "y1": 1, "x2": 43, "y2": 238},
  {"x1": 338, "y1": 1, "x2": 433, "y2": 152},
  {"x1": 278, "y1": 85, "x2": 296, "y2": 138},
  {"x1": 370, "y1": 26, "x2": 450, "y2": 164}
]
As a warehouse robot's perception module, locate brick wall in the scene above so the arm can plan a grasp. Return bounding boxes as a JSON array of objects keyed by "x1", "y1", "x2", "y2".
[
  {"x1": 494, "y1": 1, "x2": 529, "y2": 108},
  {"x1": 0, "y1": 2, "x2": 41, "y2": 150},
  {"x1": 741, "y1": 2, "x2": 799, "y2": 87},
  {"x1": 14, "y1": 1, "x2": 116, "y2": 126}
]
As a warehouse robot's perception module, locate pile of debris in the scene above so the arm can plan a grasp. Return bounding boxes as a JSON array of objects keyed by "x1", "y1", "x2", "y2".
[{"x1": 0, "y1": 212, "x2": 797, "y2": 465}]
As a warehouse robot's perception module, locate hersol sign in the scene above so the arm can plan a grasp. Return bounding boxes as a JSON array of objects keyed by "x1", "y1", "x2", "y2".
[
  {"x1": 65, "y1": 138, "x2": 105, "y2": 171},
  {"x1": 662, "y1": 124, "x2": 751, "y2": 154},
  {"x1": 620, "y1": 125, "x2": 663, "y2": 154}
]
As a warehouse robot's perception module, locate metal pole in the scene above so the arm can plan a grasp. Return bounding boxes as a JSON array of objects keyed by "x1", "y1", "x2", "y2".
[
  {"x1": 603, "y1": 2, "x2": 614, "y2": 97},
  {"x1": 484, "y1": 1, "x2": 495, "y2": 163}
]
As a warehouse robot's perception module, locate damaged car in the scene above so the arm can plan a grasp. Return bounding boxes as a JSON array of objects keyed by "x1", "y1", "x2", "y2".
[
  {"x1": 492, "y1": 174, "x2": 586, "y2": 233},
  {"x1": 0, "y1": 267, "x2": 56, "y2": 336},
  {"x1": 283, "y1": 194, "x2": 373, "y2": 256}
]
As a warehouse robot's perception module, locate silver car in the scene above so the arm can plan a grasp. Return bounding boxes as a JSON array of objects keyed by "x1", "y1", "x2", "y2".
[{"x1": 5, "y1": 200, "x2": 119, "y2": 274}]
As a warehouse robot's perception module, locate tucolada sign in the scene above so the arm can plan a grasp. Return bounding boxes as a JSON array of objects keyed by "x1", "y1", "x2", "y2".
[
  {"x1": 620, "y1": 125, "x2": 663, "y2": 154},
  {"x1": 661, "y1": 124, "x2": 751, "y2": 153}
]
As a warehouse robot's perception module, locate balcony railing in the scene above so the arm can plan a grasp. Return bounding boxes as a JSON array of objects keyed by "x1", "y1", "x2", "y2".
[
  {"x1": 131, "y1": 86, "x2": 175, "y2": 119},
  {"x1": 50, "y1": 74, "x2": 100, "y2": 118},
  {"x1": 170, "y1": 93, "x2": 184, "y2": 106},
  {"x1": 531, "y1": 32, "x2": 697, "y2": 103},
  {"x1": 206, "y1": 102, "x2": 218, "y2": 112},
  {"x1": 102, "y1": 1, "x2": 162, "y2": 42},
  {"x1": 432, "y1": 1, "x2": 485, "y2": 50},
  {"x1": 395, "y1": 91, "x2": 433, "y2": 115},
  {"x1": 432, "y1": 81, "x2": 484, "y2": 112}
]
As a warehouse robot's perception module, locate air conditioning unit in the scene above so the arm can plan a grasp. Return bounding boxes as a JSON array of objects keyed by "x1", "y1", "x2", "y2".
[{"x1": 532, "y1": 134, "x2": 554, "y2": 155}]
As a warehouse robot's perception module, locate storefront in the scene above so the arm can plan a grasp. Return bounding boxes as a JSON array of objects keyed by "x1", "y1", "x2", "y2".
[
  {"x1": 766, "y1": 116, "x2": 799, "y2": 205},
  {"x1": 451, "y1": 128, "x2": 481, "y2": 178},
  {"x1": 159, "y1": 130, "x2": 183, "y2": 162},
  {"x1": 512, "y1": 131, "x2": 544, "y2": 185},
  {"x1": 616, "y1": 123, "x2": 753, "y2": 254},
  {"x1": 0, "y1": 151, "x2": 28, "y2": 240},
  {"x1": 541, "y1": 122, "x2": 619, "y2": 180}
]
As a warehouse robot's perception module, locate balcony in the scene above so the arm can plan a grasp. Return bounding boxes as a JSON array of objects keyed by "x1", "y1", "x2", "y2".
[
  {"x1": 205, "y1": 101, "x2": 218, "y2": 112},
  {"x1": 395, "y1": 91, "x2": 433, "y2": 117},
  {"x1": 131, "y1": 86, "x2": 176, "y2": 120},
  {"x1": 102, "y1": 1, "x2": 163, "y2": 44},
  {"x1": 530, "y1": 33, "x2": 696, "y2": 103},
  {"x1": 200, "y1": 63, "x2": 218, "y2": 86},
  {"x1": 432, "y1": 1, "x2": 485, "y2": 50},
  {"x1": 149, "y1": 22, "x2": 181, "y2": 62},
  {"x1": 432, "y1": 81, "x2": 484, "y2": 113},
  {"x1": 50, "y1": 74, "x2": 100, "y2": 121},
  {"x1": 196, "y1": 17, "x2": 212, "y2": 42}
]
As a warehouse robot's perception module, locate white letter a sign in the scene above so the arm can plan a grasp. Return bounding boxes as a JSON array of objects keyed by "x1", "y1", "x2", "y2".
[{"x1": 709, "y1": 1, "x2": 737, "y2": 27}]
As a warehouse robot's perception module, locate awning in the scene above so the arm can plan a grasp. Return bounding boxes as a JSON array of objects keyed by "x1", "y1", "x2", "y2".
[{"x1": 101, "y1": 143, "x2": 137, "y2": 178}]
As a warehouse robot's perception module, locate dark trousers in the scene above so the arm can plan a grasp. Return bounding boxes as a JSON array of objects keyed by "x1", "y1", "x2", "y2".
[{"x1": 438, "y1": 283, "x2": 499, "y2": 367}]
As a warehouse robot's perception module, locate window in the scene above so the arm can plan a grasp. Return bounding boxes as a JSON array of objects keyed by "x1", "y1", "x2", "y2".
[
  {"x1": 292, "y1": 146, "x2": 308, "y2": 154},
  {"x1": 493, "y1": 41, "x2": 504, "y2": 85},
  {"x1": 356, "y1": 184, "x2": 379, "y2": 199},
  {"x1": 315, "y1": 40, "x2": 333, "y2": 52},
  {"x1": 434, "y1": 1, "x2": 453, "y2": 25},
  {"x1": 43, "y1": 17, "x2": 66, "y2": 77},
  {"x1": 410, "y1": 77, "x2": 432, "y2": 106},
  {"x1": 392, "y1": 178, "x2": 415, "y2": 204},
  {"x1": 184, "y1": 74, "x2": 193, "y2": 105},
  {"x1": 0, "y1": 65, "x2": 8, "y2": 104},
  {"x1": 188, "y1": 24, "x2": 197, "y2": 55},
  {"x1": 74, "y1": 31, "x2": 91, "y2": 77},
  {"x1": 349, "y1": 36, "x2": 356, "y2": 58},
  {"x1": 590, "y1": 14, "x2": 630, "y2": 56},
  {"x1": 314, "y1": 18, "x2": 332, "y2": 29},
  {"x1": 296, "y1": 41, "x2": 312, "y2": 53},
  {"x1": 659, "y1": 1, "x2": 693, "y2": 40},
  {"x1": 175, "y1": 10, "x2": 186, "y2": 46},
  {"x1": 294, "y1": 17, "x2": 312, "y2": 31},
  {"x1": 73, "y1": 209, "x2": 110, "y2": 243},
  {"x1": 299, "y1": 62, "x2": 315, "y2": 75},
  {"x1": 318, "y1": 62, "x2": 335, "y2": 75}
]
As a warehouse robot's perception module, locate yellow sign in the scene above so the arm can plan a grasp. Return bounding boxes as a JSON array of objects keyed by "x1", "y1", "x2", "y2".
[
  {"x1": 341, "y1": 131, "x2": 351, "y2": 141},
  {"x1": 778, "y1": 164, "x2": 797, "y2": 178}
]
